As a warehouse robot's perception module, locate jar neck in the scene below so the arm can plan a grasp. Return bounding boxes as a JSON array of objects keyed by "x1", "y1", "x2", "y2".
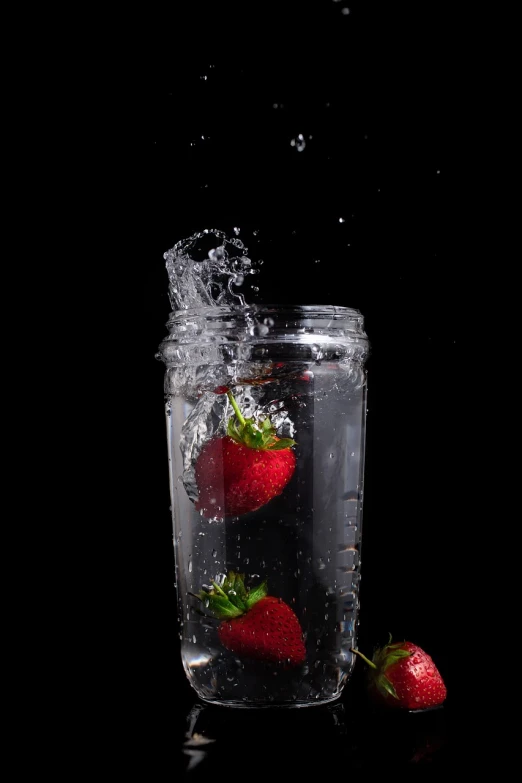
[
  {"x1": 157, "y1": 305, "x2": 369, "y2": 368},
  {"x1": 164, "y1": 304, "x2": 367, "y2": 341}
]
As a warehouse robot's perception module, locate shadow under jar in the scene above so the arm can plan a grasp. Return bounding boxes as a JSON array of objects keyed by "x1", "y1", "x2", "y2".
[{"x1": 157, "y1": 305, "x2": 369, "y2": 707}]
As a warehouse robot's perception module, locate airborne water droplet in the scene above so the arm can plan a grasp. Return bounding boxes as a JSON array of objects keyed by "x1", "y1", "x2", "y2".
[{"x1": 290, "y1": 133, "x2": 306, "y2": 152}]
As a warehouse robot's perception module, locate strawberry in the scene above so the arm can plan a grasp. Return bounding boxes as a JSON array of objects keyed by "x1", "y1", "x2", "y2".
[
  {"x1": 351, "y1": 637, "x2": 447, "y2": 710},
  {"x1": 194, "y1": 388, "x2": 296, "y2": 518},
  {"x1": 198, "y1": 572, "x2": 306, "y2": 667}
]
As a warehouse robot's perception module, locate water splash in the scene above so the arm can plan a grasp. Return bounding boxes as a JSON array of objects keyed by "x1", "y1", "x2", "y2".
[{"x1": 164, "y1": 229, "x2": 259, "y2": 311}]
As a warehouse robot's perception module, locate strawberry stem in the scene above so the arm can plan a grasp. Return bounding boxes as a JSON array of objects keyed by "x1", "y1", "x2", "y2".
[
  {"x1": 227, "y1": 390, "x2": 246, "y2": 427},
  {"x1": 350, "y1": 648, "x2": 378, "y2": 669}
]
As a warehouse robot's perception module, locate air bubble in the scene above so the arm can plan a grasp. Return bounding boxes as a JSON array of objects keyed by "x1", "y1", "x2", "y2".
[{"x1": 249, "y1": 322, "x2": 269, "y2": 337}]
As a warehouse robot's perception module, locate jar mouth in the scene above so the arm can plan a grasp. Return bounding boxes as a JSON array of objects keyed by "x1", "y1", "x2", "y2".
[
  {"x1": 166, "y1": 304, "x2": 364, "y2": 327},
  {"x1": 158, "y1": 303, "x2": 369, "y2": 366}
]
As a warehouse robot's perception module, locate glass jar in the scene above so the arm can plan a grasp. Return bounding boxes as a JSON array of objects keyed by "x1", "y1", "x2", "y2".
[{"x1": 157, "y1": 304, "x2": 369, "y2": 707}]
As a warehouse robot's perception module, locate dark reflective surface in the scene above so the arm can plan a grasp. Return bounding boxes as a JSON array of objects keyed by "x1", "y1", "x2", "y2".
[
  {"x1": 109, "y1": 671, "x2": 450, "y2": 779},
  {"x1": 178, "y1": 699, "x2": 448, "y2": 778}
]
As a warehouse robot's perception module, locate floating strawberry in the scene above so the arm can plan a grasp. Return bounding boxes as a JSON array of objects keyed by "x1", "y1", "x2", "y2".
[
  {"x1": 194, "y1": 388, "x2": 296, "y2": 518},
  {"x1": 198, "y1": 572, "x2": 306, "y2": 666},
  {"x1": 351, "y1": 637, "x2": 447, "y2": 710}
]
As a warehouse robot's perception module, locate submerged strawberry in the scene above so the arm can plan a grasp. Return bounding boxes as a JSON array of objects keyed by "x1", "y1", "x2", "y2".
[
  {"x1": 194, "y1": 389, "x2": 296, "y2": 518},
  {"x1": 351, "y1": 637, "x2": 447, "y2": 710},
  {"x1": 198, "y1": 572, "x2": 306, "y2": 667}
]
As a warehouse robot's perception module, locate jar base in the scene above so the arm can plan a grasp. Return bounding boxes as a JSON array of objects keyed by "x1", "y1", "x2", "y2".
[{"x1": 198, "y1": 693, "x2": 343, "y2": 709}]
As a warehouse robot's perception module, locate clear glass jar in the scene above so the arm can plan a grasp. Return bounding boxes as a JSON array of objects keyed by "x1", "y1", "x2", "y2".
[{"x1": 157, "y1": 304, "x2": 369, "y2": 707}]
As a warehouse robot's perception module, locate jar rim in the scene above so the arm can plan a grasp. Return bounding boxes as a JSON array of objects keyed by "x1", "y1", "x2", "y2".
[{"x1": 166, "y1": 303, "x2": 363, "y2": 324}]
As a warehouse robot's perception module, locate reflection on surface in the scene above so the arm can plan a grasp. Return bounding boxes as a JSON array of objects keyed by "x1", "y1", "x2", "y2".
[{"x1": 180, "y1": 698, "x2": 448, "y2": 776}]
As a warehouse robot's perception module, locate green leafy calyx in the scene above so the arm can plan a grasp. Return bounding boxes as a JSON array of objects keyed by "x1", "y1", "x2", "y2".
[
  {"x1": 226, "y1": 390, "x2": 296, "y2": 451},
  {"x1": 198, "y1": 572, "x2": 268, "y2": 620},
  {"x1": 351, "y1": 635, "x2": 412, "y2": 700}
]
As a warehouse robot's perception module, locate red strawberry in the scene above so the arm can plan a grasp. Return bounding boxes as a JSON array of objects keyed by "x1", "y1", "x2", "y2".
[
  {"x1": 351, "y1": 638, "x2": 447, "y2": 710},
  {"x1": 194, "y1": 389, "x2": 296, "y2": 518},
  {"x1": 199, "y1": 572, "x2": 306, "y2": 666}
]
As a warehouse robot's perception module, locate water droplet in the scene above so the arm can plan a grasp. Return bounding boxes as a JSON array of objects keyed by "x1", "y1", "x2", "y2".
[
  {"x1": 263, "y1": 317, "x2": 274, "y2": 327},
  {"x1": 233, "y1": 227, "x2": 240, "y2": 235},
  {"x1": 200, "y1": 75, "x2": 208, "y2": 80},
  {"x1": 329, "y1": 453, "x2": 335, "y2": 458},
  {"x1": 290, "y1": 133, "x2": 306, "y2": 152},
  {"x1": 244, "y1": 557, "x2": 250, "y2": 565},
  {"x1": 208, "y1": 246, "x2": 225, "y2": 262},
  {"x1": 193, "y1": 634, "x2": 197, "y2": 643},
  {"x1": 339, "y1": 217, "x2": 346, "y2": 223},
  {"x1": 314, "y1": 259, "x2": 321, "y2": 264},
  {"x1": 212, "y1": 549, "x2": 217, "y2": 558},
  {"x1": 341, "y1": 7, "x2": 350, "y2": 14},
  {"x1": 189, "y1": 558, "x2": 193, "y2": 572}
]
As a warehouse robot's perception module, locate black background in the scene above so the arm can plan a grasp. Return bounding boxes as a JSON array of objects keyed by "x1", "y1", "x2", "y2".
[{"x1": 97, "y1": 2, "x2": 462, "y2": 775}]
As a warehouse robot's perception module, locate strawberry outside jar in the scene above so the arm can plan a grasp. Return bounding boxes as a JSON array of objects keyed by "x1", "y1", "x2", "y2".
[{"x1": 157, "y1": 304, "x2": 369, "y2": 707}]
